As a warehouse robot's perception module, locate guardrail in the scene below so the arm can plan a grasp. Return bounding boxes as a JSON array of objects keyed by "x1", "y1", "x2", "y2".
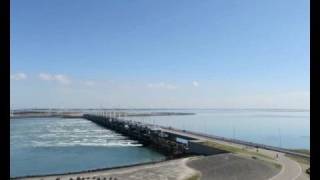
[{"x1": 158, "y1": 126, "x2": 310, "y2": 159}]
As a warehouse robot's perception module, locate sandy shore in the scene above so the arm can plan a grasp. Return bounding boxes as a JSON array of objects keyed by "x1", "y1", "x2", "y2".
[
  {"x1": 14, "y1": 153, "x2": 284, "y2": 180},
  {"x1": 15, "y1": 157, "x2": 198, "y2": 180}
]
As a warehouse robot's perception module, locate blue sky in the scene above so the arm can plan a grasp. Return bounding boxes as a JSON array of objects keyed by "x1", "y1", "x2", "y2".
[{"x1": 10, "y1": 0, "x2": 309, "y2": 109}]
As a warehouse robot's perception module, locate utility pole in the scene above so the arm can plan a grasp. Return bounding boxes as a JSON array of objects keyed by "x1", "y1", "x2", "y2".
[
  {"x1": 278, "y1": 128, "x2": 282, "y2": 148},
  {"x1": 233, "y1": 124, "x2": 235, "y2": 140},
  {"x1": 202, "y1": 119, "x2": 205, "y2": 134}
]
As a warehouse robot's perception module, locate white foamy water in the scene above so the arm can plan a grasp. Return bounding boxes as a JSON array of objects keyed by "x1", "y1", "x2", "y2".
[
  {"x1": 10, "y1": 117, "x2": 165, "y2": 177},
  {"x1": 11, "y1": 118, "x2": 142, "y2": 148}
]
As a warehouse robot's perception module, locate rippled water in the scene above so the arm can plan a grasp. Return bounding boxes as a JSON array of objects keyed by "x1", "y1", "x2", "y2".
[{"x1": 10, "y1": 118, "x2": 165, "y2": 177}]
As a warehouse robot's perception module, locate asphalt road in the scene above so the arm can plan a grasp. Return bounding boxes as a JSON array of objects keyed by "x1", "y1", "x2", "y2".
[
  {"x1": 269, "y1": 153, "x2": 304, "y2": 180},
  {"x1": 161, "y1": 128, "x2": 308, "y2": 180},
  {"x1": 187, "y1": 154, "x2": 279, "y2": 180}
]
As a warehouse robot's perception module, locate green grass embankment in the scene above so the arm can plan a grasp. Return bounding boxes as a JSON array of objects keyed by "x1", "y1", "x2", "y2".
[
  {"x1": 200, "y1": 141, "x2": 273, "y2": 160},
  {"x1": 291, "y1": 149, "x2": 310, "y2": 155},
  {"x1": 285, "y1": 149, "x2": 309, "y2": 165},
  {"x1": 184, "y1": 173, "x2": 200, "y2": 180},
  {"x1": 199, "y1": 141, "x2": 283, "y2": 171}
]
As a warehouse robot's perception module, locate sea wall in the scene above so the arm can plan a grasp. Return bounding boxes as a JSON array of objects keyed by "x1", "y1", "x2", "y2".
[{"x1": 188, "y1": 140, "x2": 227, "y2": 155}]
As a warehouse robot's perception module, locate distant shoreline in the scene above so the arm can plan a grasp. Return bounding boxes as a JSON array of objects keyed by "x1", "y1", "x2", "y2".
[
  {"x1": 10, "y1": 111, "x2": 196, "y2": 119},
  {"x1": 11, "y1": 108, "x2": 310, "y2": 112}
]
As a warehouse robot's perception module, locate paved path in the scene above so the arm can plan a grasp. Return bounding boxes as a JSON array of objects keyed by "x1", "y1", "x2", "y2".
[
  {"x1": 162, "y1": 128, "x2": 308, "y2": 180},
  {"x1": 269, "y1": 153, "x2": 304, "y2": 180},
  {"x1": 188, "y1": 154, "x2": 279, "y2": 180}
]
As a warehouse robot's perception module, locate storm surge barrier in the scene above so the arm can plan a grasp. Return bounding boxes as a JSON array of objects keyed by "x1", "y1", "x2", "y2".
[
  {"x1": 83, "y1": 114, "x2": 195, "y2": 157},
  {"x1": 83, "y1": 113, "x2": 309, "y2": 159}
]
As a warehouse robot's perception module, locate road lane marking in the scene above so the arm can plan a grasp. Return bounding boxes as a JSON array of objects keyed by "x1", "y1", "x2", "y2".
[
  {"x1": 269, "y1": 160, "x2": 285, "y2": 180},
  {"x1": 292, "y1": 159, "x2": 302, "y2": 180}
]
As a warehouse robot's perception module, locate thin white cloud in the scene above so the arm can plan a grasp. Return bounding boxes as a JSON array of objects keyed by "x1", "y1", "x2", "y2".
[
  {"x1": 83, "y1": 81, "x2": 95, "y2": 86},
  {"x1": 39, "y1": 73, "x2": 70, "y2": 85},
  {"x1": 192, "y1": 81, "x2": 199, "y2": 87},
  {"x1": 39, "y1": 73, "x2": 53, "y2": 81},
  {"x1": 54, "y1": 74, "x2": 70, "y2": 84},
  {"x1": 147, "y1": 82, "x2": 177, "y2": 89},
  {"x1": 11, "y1": 73, "x2": 27, "y2": 80}
]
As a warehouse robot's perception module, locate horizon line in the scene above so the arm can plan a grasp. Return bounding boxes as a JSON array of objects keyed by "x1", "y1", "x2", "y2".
[{"x1": 11, "y1": 107, "x2": 310, "y2": 111}]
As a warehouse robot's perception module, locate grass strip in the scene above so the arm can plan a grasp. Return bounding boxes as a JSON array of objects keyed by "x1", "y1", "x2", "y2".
[
  {"x1": 184, "y1": 173, "x2": 200, "y2": 180},
  {"x1": 200, "y1": 141, "x2": 273, "y2": 160}
]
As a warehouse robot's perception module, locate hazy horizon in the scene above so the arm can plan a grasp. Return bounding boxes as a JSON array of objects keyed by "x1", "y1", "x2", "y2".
[{"x1": 11, "y1": 107, "x2": 310, "y2": 111}]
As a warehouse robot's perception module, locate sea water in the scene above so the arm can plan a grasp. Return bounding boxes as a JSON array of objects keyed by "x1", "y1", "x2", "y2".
[
  {"x1": 10, "y1": 109, "x2": 309, "y2": 177},
  {"x1": 10, "y1": 118, "x2": 165, "y2": 177},
  {"x1": 129, "y1": 109, "x2": 310, "y2": 149}
]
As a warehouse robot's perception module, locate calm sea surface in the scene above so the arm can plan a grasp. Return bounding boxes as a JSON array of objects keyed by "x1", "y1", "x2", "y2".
[
  {"x1": 129, "y1": 109, "x2": 309, "y2": 149},
  {"x1": 10, "y1": 109, "x2": 309, "y2": 177}
]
